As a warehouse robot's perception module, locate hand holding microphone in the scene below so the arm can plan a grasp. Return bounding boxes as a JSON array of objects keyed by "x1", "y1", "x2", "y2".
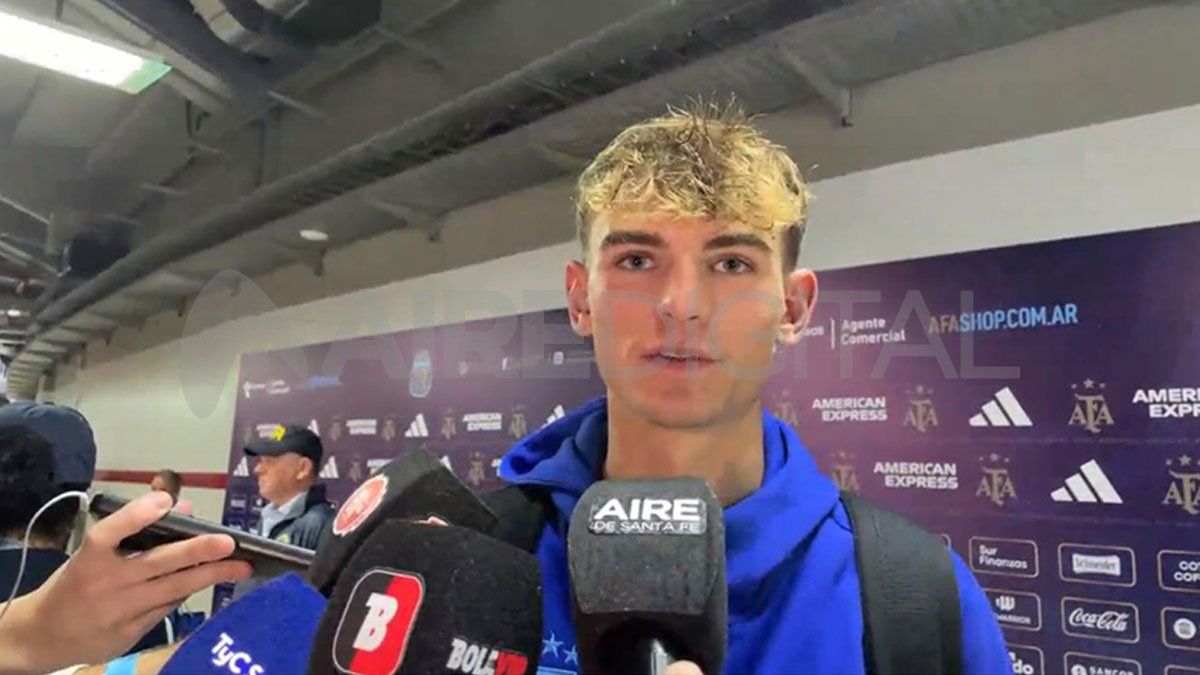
[{"x1": 569, "y1": 478, "x2": 727, "y2": 675}]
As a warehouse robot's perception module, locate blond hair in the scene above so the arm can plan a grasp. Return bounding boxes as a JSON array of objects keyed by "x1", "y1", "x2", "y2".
[{"x1": 575, "y1": 102, "x2": 810, "y2": 266}]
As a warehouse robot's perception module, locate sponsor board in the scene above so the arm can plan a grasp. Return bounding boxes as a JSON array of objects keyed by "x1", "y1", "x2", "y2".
[
  {"x1": 1058, "y1": 543, "x2": 1136, "y2": 587},
  {"x1": 970, "y1": 537, "x2": 1039, "y2": 578},
  {"x1": 1061, "y1": 597, "x2": 1140, "y2": 644},
  {"x1": 1159, "y1": 549, "x2": 1200, "y2": 593}
]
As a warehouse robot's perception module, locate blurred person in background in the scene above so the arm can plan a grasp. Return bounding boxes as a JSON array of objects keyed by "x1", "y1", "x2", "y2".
[
  {"x1": 149, "y1": 469, "x2": 182, "y2": 505},
  {"x1": 0, "y1": 403, "x2": 96, "y2": 597},
  {"x1": 0, "y1": 425, "x2": 81, "y2": 597}
]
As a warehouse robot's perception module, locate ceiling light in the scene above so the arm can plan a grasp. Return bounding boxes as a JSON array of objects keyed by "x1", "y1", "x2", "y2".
[
  {"x1": 6, "y1": 310, "x2": 22, "y2": 318},
  {"x1": 299, "y1": 229, "x2": 329, "y2": 242},
  {"x1": 0, "y1": 9, "x2": 171, "y2": 94}
]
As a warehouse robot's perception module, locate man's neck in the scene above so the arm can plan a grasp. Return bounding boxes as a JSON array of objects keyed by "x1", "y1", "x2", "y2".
[
  {"x1": 604, "y1": 398, "x2": 765, "y2": 506},
  {"x1": 2, "y1": 530, "x2": 63, "y2": 550},
  {"x1": 269, "y1": 486, "x2": 307, "y2": 510}
]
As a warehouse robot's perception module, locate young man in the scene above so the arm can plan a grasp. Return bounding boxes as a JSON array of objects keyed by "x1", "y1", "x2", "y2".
[{"x1": 498, "y1": 107, "x2": 1012, "y2": 673}]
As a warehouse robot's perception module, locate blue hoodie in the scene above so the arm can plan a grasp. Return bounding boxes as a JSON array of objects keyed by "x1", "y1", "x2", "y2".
[{"x1": 500, "y1": 398, "x2": 1013, "y2": 675}]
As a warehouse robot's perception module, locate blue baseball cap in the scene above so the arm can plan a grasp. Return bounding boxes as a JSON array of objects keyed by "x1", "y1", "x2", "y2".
[{"x1": 0, "y1": 402, "x2": 96, "y2": 486}]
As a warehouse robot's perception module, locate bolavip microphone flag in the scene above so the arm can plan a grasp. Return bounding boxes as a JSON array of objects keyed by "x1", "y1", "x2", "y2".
[
  {"x1": 160, "y1": 573, "x2": 325, "y2": 675},
  {"x1": 569, "y1": 478, "x2": 727, "y2": 675},
  {"x1": 308, "y1": 520, "x2": 542, "y2": 675},
  {"x1": 308, "y1": 450, "x2": 498, "y2": 595}
]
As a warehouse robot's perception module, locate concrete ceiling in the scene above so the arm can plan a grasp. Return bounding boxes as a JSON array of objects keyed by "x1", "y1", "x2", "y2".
[{"x1": 0, "y1": 0, "x2": 1193, "y2": 397}]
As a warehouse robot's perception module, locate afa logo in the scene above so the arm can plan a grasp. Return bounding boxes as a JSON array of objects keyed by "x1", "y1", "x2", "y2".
[
  {"x1": 830, "y1": 450, "x2": 860, "y2": 493},
  {"x1": 771, "y1": 389, "x2": 800, "y2": 428},
  {"x1": 409, "y1": 349, "x2": 433, "y2": 399},
  {"x1": 1164, "y1": 454, "x2": 1200, "y2": 516},
  {"x1": 440, "y1": 409, "x2": 458, "y2": 440},
  {"x1": 977, "y1": 454, "x2": 1017, "y2": 507},
  {"x1": 467, "y1": 452, "x2": 487, "y2": 489},
  {"x1": 1069, "y1": 379, "x2": 1115, "y2": 434},
  {"x1": 508, "y1": 412, "x2": 528, "y2": 439},
  {"x1": 903, "y1": 385, "x2": 938, "y2": 433}
]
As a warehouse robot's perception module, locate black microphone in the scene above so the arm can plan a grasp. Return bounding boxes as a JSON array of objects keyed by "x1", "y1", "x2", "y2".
[
  {"x1": 569, "y1": 478, "x2": 727, "y2": 675},
  {"x1": 308, "y1": 520, "x2": 543, "y2": 675},
  {"x1": 308, "y1": 450, "x2": 499, "y2": 595}
]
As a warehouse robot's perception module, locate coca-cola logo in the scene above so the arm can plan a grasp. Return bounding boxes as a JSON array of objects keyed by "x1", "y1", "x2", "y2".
[{"x1": 1068, "y1": 608, "x2": 1130, "y2": 632}]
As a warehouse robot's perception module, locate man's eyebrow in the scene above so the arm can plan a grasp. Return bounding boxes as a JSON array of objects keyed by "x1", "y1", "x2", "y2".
[
  {"x1": 703, "y1": 233, "x2": 772, "y2": 253},
  {"x1": 598, "y1": 231, "x2": 666, "y2": 251}
]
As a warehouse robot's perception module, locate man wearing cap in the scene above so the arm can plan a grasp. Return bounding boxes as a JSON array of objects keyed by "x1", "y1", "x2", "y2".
[
  {"x1": 0, "y1": 402, "x2": 97, "y2": 596},
  {"x1": 243, "y1": 424, "x2": 333, "y2": 550}
]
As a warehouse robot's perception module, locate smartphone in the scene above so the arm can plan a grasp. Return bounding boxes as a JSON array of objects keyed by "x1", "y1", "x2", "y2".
[{"x1": 88, "y1": 493, "x2": 314, "y2": 579}]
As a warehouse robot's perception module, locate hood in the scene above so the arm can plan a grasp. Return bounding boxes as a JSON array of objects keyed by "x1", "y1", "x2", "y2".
[{"x1": 499, "y1": 397, "x2": 841, "y2": 590}]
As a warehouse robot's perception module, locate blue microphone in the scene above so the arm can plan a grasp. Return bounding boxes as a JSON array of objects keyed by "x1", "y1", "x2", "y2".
[{"x1": 159, "y1": 573, "x2": 324, "y2": 675}]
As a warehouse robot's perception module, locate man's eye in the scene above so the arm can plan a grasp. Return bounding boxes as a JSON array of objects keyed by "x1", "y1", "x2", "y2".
[
  {"x1": 714, "y1": 257, "x2": 753, "y2": 274},
  {"x1": 617, "y1": 254, "x2": 655, "y2": 271}
]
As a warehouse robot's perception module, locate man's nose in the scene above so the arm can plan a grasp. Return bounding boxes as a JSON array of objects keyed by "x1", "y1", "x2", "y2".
[{"x1": 656, "y1": 263, "x2": 709, "y2": 324}]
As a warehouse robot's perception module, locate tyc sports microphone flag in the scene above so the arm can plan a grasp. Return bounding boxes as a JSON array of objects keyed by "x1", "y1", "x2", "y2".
[
  {"x1": 159, "y1": 573, "x2": 326, "y2": 675},
  {"x1": 569, "y1": 478, "x2": 727, "y2": 675},
  {"x1": 308, "y1": 520, "x2": 542, "y2": 675}
]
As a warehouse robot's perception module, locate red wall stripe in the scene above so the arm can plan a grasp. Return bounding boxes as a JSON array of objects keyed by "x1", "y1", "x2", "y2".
[{"x1": 93, "y1": 469, "x2": 228, "y2": 490}]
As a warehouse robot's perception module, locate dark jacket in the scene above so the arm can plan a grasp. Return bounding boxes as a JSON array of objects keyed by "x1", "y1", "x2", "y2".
[
  {"x1": 265, "y1": 483, "x2": 334, "y2": 550},
  {"x1": 0, "y1": 542, "x2": 68, "y2": 598},
  {"x1": 233, "y1": 484, "x2": 333, "y2": 601}
]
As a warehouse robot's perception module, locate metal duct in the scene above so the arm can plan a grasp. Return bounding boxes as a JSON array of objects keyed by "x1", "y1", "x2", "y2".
[{"x1": 189, "y1": 0, "x2": 382, "y2": 58}]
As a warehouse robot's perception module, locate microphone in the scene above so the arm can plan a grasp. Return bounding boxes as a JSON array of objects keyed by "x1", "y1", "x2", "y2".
[
  {"x1": 568, "y1": 478, "x2": 727, "y2": 675},
  {"x1": 308, "y1": 450, "x2": 499, "y2": 595},
  {"x1": 159, "y1": 573, "x2": 325, "y2": 675},
  {"x1": 308, "y1": 520, "x2": 543, "y2": 675}
]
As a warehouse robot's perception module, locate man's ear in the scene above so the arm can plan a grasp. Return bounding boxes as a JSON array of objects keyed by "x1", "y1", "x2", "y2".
[
  {"x1": 777, "y1": 268, "x2": 817, "y2": 347},
  {"x1": 565, "y1": 260, "x2": 593, "y2": 338},
  {"x1": 298, "y1": 457, "x2": 314, "y2": 481}
]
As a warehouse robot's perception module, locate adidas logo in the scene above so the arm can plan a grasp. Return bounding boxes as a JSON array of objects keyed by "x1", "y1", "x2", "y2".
[
  {"x1": 319, "y1": 456, "x2": 339, "y2": 480},
  {"x1": 233, "y1": 457, "x2": 250, "y2": 477},
  {"x1": 1051, "y1": 460, "x2": 1123, "y2": 504},
  {"x1": 969, "y1": 387, "x2": 1032, "y2": 427},
  {"x1": 439, "y1": 455, "x2": 453, "y2": 473},
  {"x1": 308, "y1": 418, "x2": 320, "y2": 436},
  {"x1": 405, "y1": 414, "x2": 429, "y2": 438},
  {"x1": 543, "y1": 405, "x2": 566, "y2": 428}
]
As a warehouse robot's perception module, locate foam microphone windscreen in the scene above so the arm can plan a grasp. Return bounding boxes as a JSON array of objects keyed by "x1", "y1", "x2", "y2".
[
  {"x1": 308, "y1": 450, "x2": 499, "y2": 595},
  {"x1": 308, "y1": 520, "x2": 543, "y2": 675},
  {"x1": 568, "y1": 478, "x2": 727, "y2": 675},
  {"x1": 160, "y1": 573, "x2": 325, "y2": 675}
]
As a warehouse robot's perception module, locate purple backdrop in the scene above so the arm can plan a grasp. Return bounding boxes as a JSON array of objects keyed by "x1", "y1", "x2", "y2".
[{"x1": 218, "y1": 221, "x2": 1200, "y2": 674}]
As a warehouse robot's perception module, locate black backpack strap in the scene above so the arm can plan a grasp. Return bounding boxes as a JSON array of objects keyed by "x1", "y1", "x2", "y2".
[
  {"x1": 481, "y1": 484, "x2": 551, "y2": 553},
  {"x1": 840, "y1": 492, "x2": 963, "y2": 675}
]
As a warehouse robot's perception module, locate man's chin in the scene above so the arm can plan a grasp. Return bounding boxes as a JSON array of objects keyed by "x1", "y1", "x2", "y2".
[{"x1": 624, "y1": 394, "x2": 725, "y2": 430}]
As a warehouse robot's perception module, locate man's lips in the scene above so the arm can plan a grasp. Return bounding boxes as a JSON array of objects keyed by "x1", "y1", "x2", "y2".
[{"x1": 641, "y1": 348, "x2": 718, "y2": 364}]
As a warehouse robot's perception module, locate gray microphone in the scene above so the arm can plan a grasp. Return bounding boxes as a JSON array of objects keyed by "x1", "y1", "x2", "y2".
[{"x1": 568, "y1": 478, "x2": 727, "y2": 675}]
